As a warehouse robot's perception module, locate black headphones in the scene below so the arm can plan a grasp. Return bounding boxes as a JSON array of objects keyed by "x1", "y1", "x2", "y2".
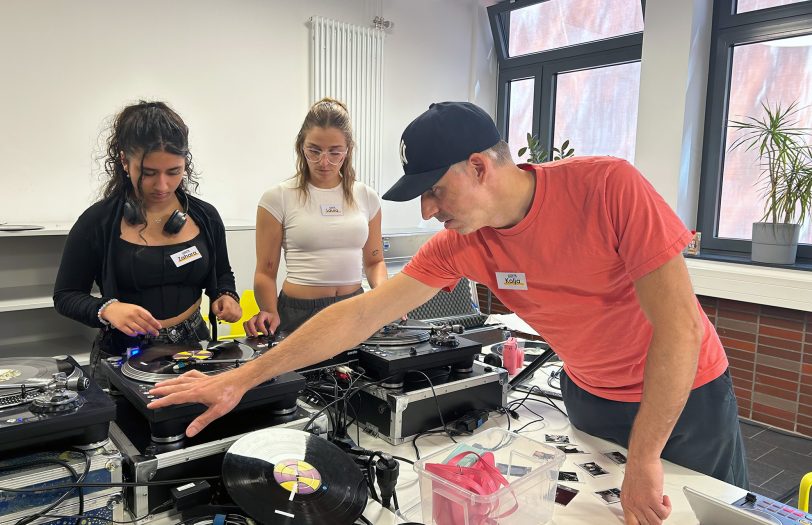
[{"x1": 122, "y1": 190, "x2": 189, "y2": 235}]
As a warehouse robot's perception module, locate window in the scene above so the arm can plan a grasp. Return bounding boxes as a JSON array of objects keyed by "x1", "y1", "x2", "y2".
[
  {"x1": 697, "y1": 0, "x2": 812, "y2": 257},
  {"x1": 489, "y1": 0, "x2": 644, "y2": 165}
]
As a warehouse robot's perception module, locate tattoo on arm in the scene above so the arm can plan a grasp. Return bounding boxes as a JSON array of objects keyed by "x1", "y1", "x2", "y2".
[{"x1": 372, "y1": 249, "x2": 380, "y2": 257}]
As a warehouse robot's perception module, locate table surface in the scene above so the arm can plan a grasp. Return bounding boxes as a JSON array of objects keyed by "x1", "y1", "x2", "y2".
[
  {"x1": 139, "y1": 347, "x2": 748, "y2": 525},
  {"x1": 358, "y1": 354, "x2": 748, "y2": 525}
]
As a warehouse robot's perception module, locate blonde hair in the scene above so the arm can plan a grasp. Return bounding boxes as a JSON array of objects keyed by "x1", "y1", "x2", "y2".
[{"x1": 293, "y1": 98, "x2": 356, "y2": 207}]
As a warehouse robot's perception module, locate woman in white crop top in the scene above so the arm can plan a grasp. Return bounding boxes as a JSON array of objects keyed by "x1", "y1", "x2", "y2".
[{"x1": 245, "y1": 99, "x2": 388, "y2": 336}]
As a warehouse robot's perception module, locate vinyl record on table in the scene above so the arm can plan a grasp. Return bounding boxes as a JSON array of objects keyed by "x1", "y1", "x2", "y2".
[
  {"x1": 121, "y1": 341, "x2": 254, "y2": 383},
  {"x1": 223, "y1": 428, "x2": 367, "y2": 525}
]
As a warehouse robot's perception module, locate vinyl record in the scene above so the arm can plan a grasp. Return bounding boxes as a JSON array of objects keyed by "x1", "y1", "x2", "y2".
[
  {"x1": 365, "y1": 319, "x2": 431, "y2": 346},
  {"x1": 121, "y1": 341, "x2": 255, "y2": 383},
  {"x1": 0, "y1": 357, "x2": 67, "y2": 385},
  {"x1": 223, "y1": 428, "x2": 367, "y2": 525}
]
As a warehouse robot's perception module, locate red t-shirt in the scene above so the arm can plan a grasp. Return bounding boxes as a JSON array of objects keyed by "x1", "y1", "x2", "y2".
[{"x1": 403, "y1": 157, "x2": 727, "y2": 402}]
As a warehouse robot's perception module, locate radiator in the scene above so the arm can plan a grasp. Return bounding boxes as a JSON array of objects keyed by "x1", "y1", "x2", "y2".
[{"x1": 310, "y1": 16, "x2": 385, "y2": 193}]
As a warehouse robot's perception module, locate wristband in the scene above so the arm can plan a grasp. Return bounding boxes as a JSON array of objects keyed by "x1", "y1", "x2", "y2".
[
  {"x1": 97, "y1": 298, "x2": 119, "y2": 326},
  {"x1": 217, "y1": 290, "x2": 240, "y2": 304}
]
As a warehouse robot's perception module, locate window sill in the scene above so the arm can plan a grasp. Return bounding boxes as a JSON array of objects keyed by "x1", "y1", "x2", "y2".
[{"x1": 684, "y1": 252, "x2": 812, "y2": 312}]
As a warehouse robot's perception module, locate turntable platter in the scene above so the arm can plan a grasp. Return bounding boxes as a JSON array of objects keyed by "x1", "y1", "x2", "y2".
[
  {"x1": 364, "y1": 319, "x2": 431, "y2": 346},
  {"x1": 0, "y1": 357, "x2": 78, "y2": 408},
  {"x1": 122, "y1": 341, "x2": 256, "y2": 383}
]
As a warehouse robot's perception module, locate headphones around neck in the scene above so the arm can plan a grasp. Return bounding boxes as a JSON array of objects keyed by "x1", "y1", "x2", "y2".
[{"x1": 122, "y1": 190, "x2": 189, "y2": 235}]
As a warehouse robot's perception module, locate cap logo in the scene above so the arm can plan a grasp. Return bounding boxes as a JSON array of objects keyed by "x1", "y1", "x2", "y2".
[{"x1": 399, "y1": 139, "x2": 408, "y2": 167}]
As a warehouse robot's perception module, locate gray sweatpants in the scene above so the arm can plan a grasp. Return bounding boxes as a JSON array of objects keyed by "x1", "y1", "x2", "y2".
[{"x1": 560, "y1": 369, "x2": 749, "y2": 489}]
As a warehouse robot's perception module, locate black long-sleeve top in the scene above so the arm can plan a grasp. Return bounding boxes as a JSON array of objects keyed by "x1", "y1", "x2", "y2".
[{"x1": 53, "y1": 192, "x2": 238, "y2": 328}]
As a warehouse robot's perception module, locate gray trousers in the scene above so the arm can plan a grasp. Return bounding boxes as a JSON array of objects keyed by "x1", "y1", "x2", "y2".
[
  {"x1": 560, "y1": 369, "x2": 749, "y2": 489},
  {"x1": 277, "y1": 288, "x2": 363, "y2": 334}
]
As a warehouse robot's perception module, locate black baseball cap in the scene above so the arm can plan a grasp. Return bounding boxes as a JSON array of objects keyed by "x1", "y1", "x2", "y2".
[{"x1": 382, "y1": 101, "x2": 501, "y2": 202}]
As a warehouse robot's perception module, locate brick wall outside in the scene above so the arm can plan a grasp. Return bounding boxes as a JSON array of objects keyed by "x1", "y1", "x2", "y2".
[{"x1": 476, "y1": 285, "x2": 812, "y2": 438}]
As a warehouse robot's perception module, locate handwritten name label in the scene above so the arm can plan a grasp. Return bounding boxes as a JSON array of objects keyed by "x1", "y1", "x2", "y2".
[{"x1": 495, "y1": 272, "x2": 528, "y2": 290}]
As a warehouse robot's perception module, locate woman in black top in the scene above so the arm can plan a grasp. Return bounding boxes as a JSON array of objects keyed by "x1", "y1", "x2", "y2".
[{"x1": 53, "y1": 101, "x2": 242, "y2": 382}]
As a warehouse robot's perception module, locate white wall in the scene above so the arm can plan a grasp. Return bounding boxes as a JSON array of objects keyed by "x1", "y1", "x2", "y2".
[
  {"x1": 0, "y1": 0, "x2": 494, "y2": 232},
  {"x1": 634, "y1": 0, "x2": 714, "y2": 227}
]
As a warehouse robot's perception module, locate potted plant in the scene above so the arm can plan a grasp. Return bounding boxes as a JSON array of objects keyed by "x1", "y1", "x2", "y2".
[
  {"x1": 517, "y1": 133, "x2": 575, "y2": 163},
  {"x1": 729, "y1": 101, "x2": 812, "y2": 264}
]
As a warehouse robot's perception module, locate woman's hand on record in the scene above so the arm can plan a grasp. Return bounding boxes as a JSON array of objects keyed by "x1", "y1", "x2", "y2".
[
  {"x1": 147, "y1": 369, "x2": 249, "y2": 437},
  {"x1": 101, "y1": 302, "x2": 161, "y2": 336},
  {"x1": 244, "y1": 311, "x2": 281, "y2": 337},
  {"x1": 212, "y1": 294, "x2": 242, "y2": 323}
]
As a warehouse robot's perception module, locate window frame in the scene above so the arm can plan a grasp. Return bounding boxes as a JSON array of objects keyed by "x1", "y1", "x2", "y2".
[
  {"x1": 696, "y1": 0, "x2": 812, "y2": 258},
  {"x1": 488, "y1": 0, "x2": 645, "y2": 161}
]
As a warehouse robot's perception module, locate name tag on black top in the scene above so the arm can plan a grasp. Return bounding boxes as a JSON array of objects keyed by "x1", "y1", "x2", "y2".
[{"x1": 170, "y1": 246, "x2": 202, "y2": 267}]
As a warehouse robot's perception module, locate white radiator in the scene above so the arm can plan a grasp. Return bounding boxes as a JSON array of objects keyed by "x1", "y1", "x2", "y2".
[{"x1": 310, "y1": 16, "x2": 385, "y2": 192}]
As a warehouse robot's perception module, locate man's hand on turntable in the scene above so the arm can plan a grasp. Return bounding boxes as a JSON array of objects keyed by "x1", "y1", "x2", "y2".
[
  {"x1": 244, "y1": 311, "x2": 281, "y2": 337},
  {"x1": 212, "y1": 295, "x2": 242, "y2": 323},
  {"x1": 101, "y1": 302, "x2": 161, "y2": 336},
  {"x1": 147, "y1": 369, "x2": 250, "y2": 437}
]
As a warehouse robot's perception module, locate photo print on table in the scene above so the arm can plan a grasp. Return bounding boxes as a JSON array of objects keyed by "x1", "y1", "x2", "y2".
[
  {"x1": 576, "y1": 461, "x2": 610, "y2": 478},
  {"x1": 602, "y1": 451, "x2": 627, "y2": 465},
  {"x1": 556, "y1": 444, "x2": 586, "y2": 454},
  {"x1": 594, "y1": 488, "x2": 622, "y2": 504},
  {"x1": 533, "y1": 450, "x2": 558, "y2": 462},
  {"x1": 544, "y1": 434, "x2": 570, "y2": 444},
  {"x1": 558, "y1": 471, "x2": 581, "y2": 483},
  {"x1": 496, "y1": 463, "x2": 532, "y2": 477},
  {"x1": 555, "y1": 484, "x2": 579, "y2": 507}
]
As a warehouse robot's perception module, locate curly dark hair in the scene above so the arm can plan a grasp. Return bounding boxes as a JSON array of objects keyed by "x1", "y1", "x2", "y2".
[{"x1": 99, "y1": 101, "x2": 199, "y2": 202}]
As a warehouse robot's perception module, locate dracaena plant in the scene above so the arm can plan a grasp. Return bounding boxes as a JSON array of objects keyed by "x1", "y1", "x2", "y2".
[
  {"x1": 517, "y1": 133, "x2": 575, "y2": 164},
  {"x1": 729, "y1": 101, "x2": 812, "y2": 224}
]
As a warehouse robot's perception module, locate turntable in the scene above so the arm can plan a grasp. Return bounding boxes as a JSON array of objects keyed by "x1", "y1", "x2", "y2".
[
  {"x1": 99, "y1": 339, "x2": 306, "y2": 443},
  {"x1": 238, "y1": 333, "x2": 360, "y2": 373},
  {"x1": 0, "y1": 356, "x2": 115, "y2": 454},
  {"x1": 358, "y1": 319, "x2": 482, "y2": 387}
]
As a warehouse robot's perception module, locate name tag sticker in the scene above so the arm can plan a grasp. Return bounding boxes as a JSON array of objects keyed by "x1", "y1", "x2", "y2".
[
  {"x1": 321, "y1": 204, "x2": 343, "y2": 216},
  {"x1": 170, "y1": 246, "x2": 202, "y2": 267},
  {"x1": 496, "y1": 272, "x2": 528, "y2": 290}
]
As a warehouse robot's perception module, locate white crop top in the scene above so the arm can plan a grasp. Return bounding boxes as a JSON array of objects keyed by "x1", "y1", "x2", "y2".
[{"x1": 258, "y1": 178, "x2": 382, "y2": 286}]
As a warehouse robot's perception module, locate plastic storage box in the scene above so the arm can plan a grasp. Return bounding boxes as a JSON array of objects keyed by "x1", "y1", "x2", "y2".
[{"x1": 414, "y1": 428, "x2": 565, "y2": 525}]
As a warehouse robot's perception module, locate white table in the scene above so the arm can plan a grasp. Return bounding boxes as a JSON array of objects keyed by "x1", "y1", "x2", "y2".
[{"x1": 357, "y1": 358, "x2": 747, "y2": 524}]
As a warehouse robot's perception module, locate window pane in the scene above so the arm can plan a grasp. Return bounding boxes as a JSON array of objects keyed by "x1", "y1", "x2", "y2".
[
  {"x1": 719, "y1": 36, "x2": 812, "y2": 244},
  {"x1": 736, "y1": 0, "x2": 809, "y2": 14},
  {"x1": 553, "y1": 62, "x2": 641, "y2": 162},
  {"x1": 508, "y1": 78, "x2": 535, "y2": 162},
  {"x1": 509, "y1": 0, "x2": 643, "y2": 57}
]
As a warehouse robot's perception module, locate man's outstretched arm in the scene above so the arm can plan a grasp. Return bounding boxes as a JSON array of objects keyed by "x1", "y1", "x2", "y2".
[
  {"x1": 148, "y1": 272, "x2": 440, "y2": 436},
  {"x1": 621, "y1": 254, "x2": 703, "y2": 525}
]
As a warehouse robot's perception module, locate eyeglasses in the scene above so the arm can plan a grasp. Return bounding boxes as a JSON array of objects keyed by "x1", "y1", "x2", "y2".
[{"x1": 303, "y1": 147, "x2": 348, "y2": 165}]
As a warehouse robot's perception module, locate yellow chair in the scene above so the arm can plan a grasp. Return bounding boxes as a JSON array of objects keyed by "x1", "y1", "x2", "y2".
[
  {"x1": 800, "y1": 472, "x2": 812, "y2": 513},
  {"x1": 213, "y1": 290, "x2": 261, "y2": 340}
]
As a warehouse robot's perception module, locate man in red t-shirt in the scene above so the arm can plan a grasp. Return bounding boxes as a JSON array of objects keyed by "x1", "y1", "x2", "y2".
[{"x1": 149, "y1": 102, "x2": 747, "y2": 525}]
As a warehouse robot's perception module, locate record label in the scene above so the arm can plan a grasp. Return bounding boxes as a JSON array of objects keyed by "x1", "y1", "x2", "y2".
[
  {"x1": 273, "y1": 459, "x2": 323, "y2": 494},
  {"x1": 0, "y1": 369, "x2": 22, "y2": 382},
  {"x1": 172, "y1": 349, "x2": 213, "y2": 361}
]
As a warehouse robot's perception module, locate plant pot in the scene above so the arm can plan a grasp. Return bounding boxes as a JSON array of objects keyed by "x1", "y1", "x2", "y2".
[{"x1": 751, "y1": 222, "x2": 801, "y2": 265}]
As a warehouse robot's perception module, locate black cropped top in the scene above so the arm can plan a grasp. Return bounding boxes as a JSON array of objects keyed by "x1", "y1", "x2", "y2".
[{"x1": 114, "y1": 232, "x2": 210, "y2": 319}]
